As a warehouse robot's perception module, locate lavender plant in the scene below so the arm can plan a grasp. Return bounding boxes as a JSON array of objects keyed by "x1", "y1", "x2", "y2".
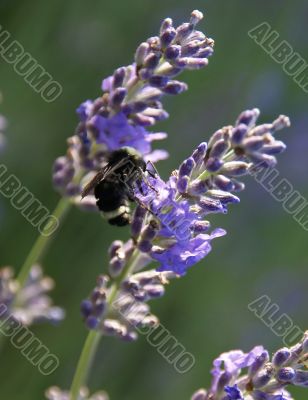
[
  {"x1": 191, "y1": 331, "x2": 308, "y2": 400},
  {"x1": 0, "y1": 265, "x2": 64, "y2": 325},
  {"x1": 1, "y1": 8, "x2": 305, "y2": 400}
]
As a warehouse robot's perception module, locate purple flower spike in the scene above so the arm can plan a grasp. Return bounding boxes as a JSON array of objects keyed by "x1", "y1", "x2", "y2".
[
  {"x1": 192, "y1": 332, "x2": 308, "y2": 400},
  {"x1": 53, "y1": 10, "x2": 214, "y2": 206}
]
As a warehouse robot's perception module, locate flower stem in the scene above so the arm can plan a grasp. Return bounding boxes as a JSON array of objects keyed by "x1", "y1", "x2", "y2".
[
  {"x1": 70, "y1": 330, "x2": 102, "y2": 400},
  {"x1": 69, "y1": 249, "x2": 143, "y2": 400},
  {"x1": 16, "y1": 196, "x2": 71, "y2": 288}
]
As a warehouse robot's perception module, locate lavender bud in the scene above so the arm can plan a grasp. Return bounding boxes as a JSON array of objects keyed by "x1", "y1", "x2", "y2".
[
  {"x1": 144, "y1": 53, "x2": 161, "y2": 70},
  {"x1": 122, "y1": 331, "x2": 138, "y2": 342},
  {"x1": 188, "y1": 179, "x2": 208, "y2": 195},
  {"x1": 142, "y1": 107, "x2": 169, "y2": 121},
  {"x1": 191, "y1": 220, "x2": 210, "y2": 233},
  {"x1": 86, "y1": 315, "x2": 99, "y2": 330},
  {"x1": 160, "y1": 17, "x2": 173, "y2": 34},
  {"x1": 252, "y1": 366, "x2": 274, "y2": 388},
  {"x1": 231, "y1": 179, "x2": 245, "y2": 192},
  {"x1": 190, "y1": 10, "x2": 204, "y2": 26},
  {"x1": 165, "y1": 45, "x2": 181, "y2": 60},
  {"x1": 108, "y1": 240, "x2": 123, "y2": 258},
  {"x1": 149, "y1": 75, "x2": 169, "y2": 88},
  {"x1": 175, "y1": 23, "x2": 193, "y2": 42},
  {"x1": 231, "y1": 124, "x2": 248, "y2": 144},
  {"x1": 122, "y1": 101, "x2": 147, "y2": 114},
  {"x1": 96, "y1": 275, "x2": 109, "y2": 287},
  {"x1": 248, "y1": 351, "x2": 270, "y2": 377},
  {"x1": 192, "y1": 142, "x2": 207, "y2": 163},
  {"x1": 163, "y1": 81, "x2": 188, "y2": 95},
  {"x1": 112, "y1": 67, "x2": 126, "y2": 88},
  {"x1": 293, "y1": 371, "x2": 308, "y2": 387},
  {"x1": 93, "y1": 301, "x2": 105, "y2": 317},
  {"x1": 181, "y1": 41, "x2": 201, "y2": 57},
  {"x1": 53, "y1": 157, "x2": 67, "y2": 172},
  {"x1": 144, "y1": 284, "x2": 165, "y2": 298},
  {"x1": 177, "y1": 176, "x2": 189, "y2": 193},
  {"x1": 191, "y1": 389, "x2": 207, "y2": 400},
  {"x1": 248, "y1": 152, "x2": 277, "y2": 168},
  {"x1": 302, "y1": 332, "x2": 308, "y2": 352},
  {"x1": 131, "y1": 217, "x2": 144, "y2": 240},
  {"x1": 135, "y1": 86, "x2": 162, "y2": 102},
  {"x1": 217, "y1": 371, "x2": 232, "y2": 392},
  {"x1": 142, "y1": 220, "x2": 159, "y2": 241},
  {"x1": 242, "y1": 136, "x2": 265, "y2": 152},
  {"x1": 109, "y1": 256, "x2": 125, "y2": 278},
  {"x1": 80, "y1": 299, "x2": 92, "y2": 318},
  {"x1": 138, "y1": 240, "x2": 152, "y2": 253},
  {"x1": 220, "y1": 161, "x2": 249, "y2": 177},
  {"x1": 213, "y1": 175, "x2": 233, "y2": 191},
  {"x1": 260, "y1": 142, "x2": 287, "y2": 155},
  {"x1": 132, "y1": 114, "x2": 155, "y2": 126},
  {"x1": 160, "y1": 28, "x2": 177, "y2": 48},
  {"x1": 272, "y1": 115, "x2": 291, "y2": 131},
  {"x1": 251, "y1": 123, "x2": 273, "y2": 136},
  {"x1": 209, "y1": 138, "x2": 229, "y2": 158},
  {"x1": 65, "y1": 182, "x2": 81, "y2": 196},
  {"x1": 277, "y1": 367, "x2": 296, "y2": 382},
  {"x1": 206, "y1": 189, "x2": 240, "y2": 205},
  {"x1": 288, "y1": 342, "x2": 304, "y2": 364},
  {"x1": 179, "y1": 157, "x2": 195, "y2": 178},
  {"x1": 196, "y1": 47, "x2": 214, "y2": 58},
  {"x1": 138, "y1": 68, "x2": 153, "y2": 80},
  {"x1": 205, "y1": 157, "x2": 223, "y2": 172},
  {"x1": 236, "y1": 108, "x2": 260, "y2": 127},
  {"x1": 109, "y1": 87, "x2": 127, "y2": 107},
  {"x1": 103, "y1": 319, "x2": 124, "y2": 336},
  {"x1": 199, "y1": 197, "x2": 225, "y2": 213},
  {"x1": 176, "y1": 57, "x2": 208, "y2": 70},
  {"x1": 135, "y1": 42, "x2": 150, "y2": 66},
  {"x1": 272, "y1": 348, "x2": 291, "y2": 367}
]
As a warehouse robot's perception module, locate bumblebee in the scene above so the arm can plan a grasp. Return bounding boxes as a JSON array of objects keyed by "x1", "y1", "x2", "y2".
[{"x1": 81, "y1": 147, "x2": 156, "y2": 226}]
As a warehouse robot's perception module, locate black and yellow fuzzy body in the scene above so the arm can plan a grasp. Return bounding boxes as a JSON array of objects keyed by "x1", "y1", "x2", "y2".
[{"x1": 82, "y1": 147, "x2": 147, "y2": 226}]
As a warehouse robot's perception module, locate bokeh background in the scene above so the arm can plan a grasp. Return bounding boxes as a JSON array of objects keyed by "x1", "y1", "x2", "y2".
[{"x1": 0, "y1": 0, "x2": 307, "y2": 399}]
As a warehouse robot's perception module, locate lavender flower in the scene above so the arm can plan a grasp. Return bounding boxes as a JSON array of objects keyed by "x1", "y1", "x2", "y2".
[
  {"x1": 191, "y1": 331, "x2": 308, "y2": 400},
  {"x1": 0, "y1": 265, "x2": 64, "y2": 325},
  {"x1": 52, "y1": 10, "x2": 214, "y2": 210},
  {"x1": 81, "y1": 109, "x2": 289, "y2": 340},
  {"x1": 132, "y1": 109, "x2": 289, "y2": 275},
  {"x1": 45, "y1": 386, "x2": 109, "y2": 400},
  {"x1": 81, "y1": 269, "x2": 175, "y2": 341}
]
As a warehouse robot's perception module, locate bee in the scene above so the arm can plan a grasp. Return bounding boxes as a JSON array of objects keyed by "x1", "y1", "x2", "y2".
[{"x1": 81, "y1": 147, "x2": 156, "y2": 226}]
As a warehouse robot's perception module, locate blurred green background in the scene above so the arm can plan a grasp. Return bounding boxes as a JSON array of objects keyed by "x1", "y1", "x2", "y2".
[{"x1": 0, "y1": 0, "x2": 307, "y2": 399}]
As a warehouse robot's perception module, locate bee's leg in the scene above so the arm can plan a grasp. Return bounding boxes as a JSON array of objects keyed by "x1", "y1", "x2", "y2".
[{"x1": 139, "y1": 168, "x2": 158, "y2": 194}]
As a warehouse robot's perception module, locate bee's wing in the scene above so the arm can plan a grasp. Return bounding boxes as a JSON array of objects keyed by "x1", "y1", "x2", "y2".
[
  {"x1": 81, "y1": 157, "x2": 131, "y2": 199},
  {"x1": 81, "y1": 167, "x2": 109, "y2": 199}
]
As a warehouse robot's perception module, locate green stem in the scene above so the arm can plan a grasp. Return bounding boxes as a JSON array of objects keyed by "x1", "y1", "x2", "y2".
[
  {"x1": 16, "y1": 196, "x2": 71, "y2": 288},
  {"x1": 70, "y1": 330, "x2": 102, "y2": 400},
  {"x1": 69, "y1": 249, "x2": 143, "y2": 400}
]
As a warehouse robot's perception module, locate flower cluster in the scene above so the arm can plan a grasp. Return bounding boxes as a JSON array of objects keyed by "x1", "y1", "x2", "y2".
[
  {"x1": 191, "y1": 331, "x2": 308, "y2": 400},
  {"x1": 52, "y1": 10, "x2": 214, "y2": 209},
  {"x1": 0, "y1": 265, "x2": 64, "y2": 326},
  {"x1": 81, "y1": 254, "x2": 176, "y2": 341},
  {"x1": 46, "y1": 386, "x2": 109, "y2": 400},
  {"x1": 133, "y1": 109, "x2": 289, "y2": 275},
  {"x1": 80, "y1": 109, "x2": 289, "y2": 339}
]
